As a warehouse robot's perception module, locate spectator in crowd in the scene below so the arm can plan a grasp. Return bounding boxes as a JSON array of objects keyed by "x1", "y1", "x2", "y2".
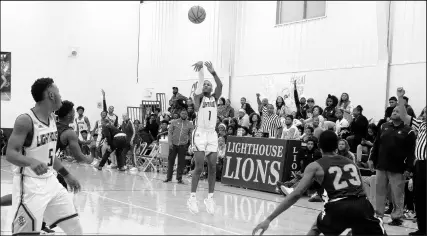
[
  {"x1": 146, "y1": 114, "x2": 160, "y2": 138},
  {"x1": 312, "y1": 117, "x2": 324, "y2": 140},
  {"x1": 153, "y1": 108, "x2": 161, "y2": 125},
  {"x1": 138, "y1": 126, "x2": 155, "y2": 145},
  {"x1": 171, "y1": 97, "x2": 188, "y2": 118},
  {"x1": 157, "y1": 120, "x2": 169, "y2": 141},
  {"x1": 187, "y1": 105, "x2": 197, "y2": 123},
  {"x1": 276, "y1": 96, "x2": 290, "y2": 117},
  {"x1": 216, "y1": 136, "x2": 227, "y2": 181},
  {"x1": 397, "y1": 88, "x2": 426, "y2": 235},
  {"x1": 256, "y1": 94, "x2": 269, "y2": 117},
  {"x1": 281, "y1": 115, "x2": 300, "y2": 140},
  {"x1": 335, "y1": 108, "x2": 350, "y2": 138},
  {"x1": 323, "y1": 121, "x2": 336, "y2": 131},
  {"x1": 249, "y1": 113, "x2": 262, "y2": 137},
  {"x1": 172, "y1": 113, "x2": 180, "y2": 120},
  {"x1": 169, "y1": 86, "x2": 187, "y2": 112},
  {"x1": 369, "y1": 104, "x2": 416, "y2": 226},
  {"x1": 240, "y1": 97, "x2": 255, "y2": 115},
  {"x1": 217, "y1": 123, "x2": 227, "y2": 138},
  {"x1": 164, "y1": 110, "x2": 193, "y2": 184},
  {"x1": 338, "y1": 92, "x2": 353, "y2": 123},
  {"x1": 75, "y1": 106, "x2": 91, "y2": 136},
  {"x1": 217, "y1": 97, "x2": 234, "y2": 119},
  {"x1": 225, "y1": 99, "x2": 236, "y2": 118},
  {"x1": 187, "y1": 98, "x2": 193, "y2": 107},
  {"x1": 384, "y1": 96, "x2": 398, "y2": 122},
  {"x1": 79, "y1": 130, "x2": 92, "y2": 155},
  {"x1": 228, "y1": 117, "x2": 239, "y2": 131},
  {"x1": 300, "y1": 126, "x2": 318, "y2": 149},
  {"x1": 346, "y1": 105, "x2": 369, "y2": 153},
  {"x1": 107, "y1": 106, "x2": 119, "y2": 128},
  {"x1": 237, "y1": 108, "x2": 250, "y2": 128},
  {"x1": 337, "y1": 139, "x2": 355, "y2": 162},
  {"x1": 163, "y1": 114, "x2": 171, "y2": 123},
  {"x1": 227, "y1": 126, "x2": 236, "y2": 136},
  {"x1": 402, "y1": 96, "x2": 416, "y2": 118},
  {"x1": 306, "y1": 98, "x2": 315, "y2": 115},
  {"x1": 260, "y1": 104, "x2": 283, "y2": 139},
  {"x1": 240, "y1": 126, "x2": 251, "y2": 137},
  {"x1": 293, "y1": 81, "x2": 309, "y2": 119},
  {"x1": 356, "y1": 123, "x2": 377, "y2": 165},
  {"x1": 303, "y1": 105, "x2": 324, "y2": 128},
  {"x1": 322, "y1": 94, "x2": 338, "y2": 122}
]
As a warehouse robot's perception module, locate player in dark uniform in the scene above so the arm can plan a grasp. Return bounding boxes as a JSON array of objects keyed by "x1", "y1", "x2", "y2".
[{"x1": 253, "y1": 130, "x2": 386, "y2": 236}]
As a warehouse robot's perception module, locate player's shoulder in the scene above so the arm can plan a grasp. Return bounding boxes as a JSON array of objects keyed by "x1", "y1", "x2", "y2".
[{"x1": 13, "y1": 114, "x2": 33, "y2": 131}]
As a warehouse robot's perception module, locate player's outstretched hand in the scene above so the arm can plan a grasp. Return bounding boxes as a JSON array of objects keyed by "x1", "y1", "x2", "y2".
[
  {"x1": 252, "y1": 220, "x2": 270, "y2": 235},
  {"x1": 192, "y1": 61, "x2": 203, "y2": 72},
  {"x1": 64, "y1": 175, "x2": 82, "y2": 194},
  {"x1": 30, "y1": 159, "x2": 49, "y2": 176},
  {"x1": 204, "y1": 61, "x2": 215, "y2": 73}
]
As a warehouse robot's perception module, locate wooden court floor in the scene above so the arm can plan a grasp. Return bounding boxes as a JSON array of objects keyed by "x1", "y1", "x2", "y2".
[{"x1": 0, "y1": 158, "x2": 417, "y2": 235}]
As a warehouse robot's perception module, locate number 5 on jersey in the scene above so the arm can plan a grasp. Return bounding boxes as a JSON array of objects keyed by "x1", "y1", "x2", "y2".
[
  {"x1": 328, "y1": 164, "x2": 361, "y2": 190},
  {"x1": 48, "y1": 148, "x2": 54, "y2": 166}
]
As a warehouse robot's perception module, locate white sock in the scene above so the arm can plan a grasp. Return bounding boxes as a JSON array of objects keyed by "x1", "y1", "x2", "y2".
[
  {"x1": 190, "y1": 192, "x2": 196, "y2": 198},
  {"x1": 208, "y1": 193, "x2": 214, "y2": 199}
]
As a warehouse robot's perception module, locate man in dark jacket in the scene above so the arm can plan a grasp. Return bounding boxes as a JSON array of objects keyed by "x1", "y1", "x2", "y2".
[
  {"x1": 97, "y1": 121, "x2": 128, "y2": 171},
  {"x1": 369, "y1": 106, "x2": 416, "y2": 226},
  {"x1": 120, "y1": 113, "x2": 135, "y2": 167}
]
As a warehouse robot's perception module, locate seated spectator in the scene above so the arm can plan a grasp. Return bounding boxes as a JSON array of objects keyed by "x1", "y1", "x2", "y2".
[
  {"x1": 300, "y1": 126, "x2": 318, "y2": 149},
  {"x1": 217, "y1": 97, "x2": 234, "y2": 119},
  {"x1": 323, "y1": 121, "x2": 336, "y2": 131},
  {"x1": 216, "y1": 136, "x2": 227, "y2": 181},
  {"x1": 346, "y1": 105, "x2": 369, "y2": 153},
  {"x1": 281, "y1": 115, "x2": 300, "y2": 140},
  {"x1": 322, "y1": 94, "x2": 338, "y2": 122},
  {"x1": 157, "y1": 120, "x2": 169, "y2": 141},
  {"x1": 303, "y1": 105, "x2": 324, "y2": 128},
  {"x1": 225, "y1": 99, "x2": 236, "y2": 118},
  {"x1": 249, "y1": 113, "x2": 262, "y2": 137},
  {"x1": 229, "y1": 117, "x2": 239, "y2": 130},
  {"x1": 79, "y1": 130, "x2": 92, "y2": 155},
  {"x1": 146, "y1": 114, "x2": 160, "y2": 138},
  {"x1": 237, "y1": 109, "x2": 250, "y2": 128},
  {"x1": 337, "y1": 139, "x2": 356, "y2": 162},
  {"x1": 338, "y1": 92, "x2": 353, "y2": 123},
  {"x1": 356, "y1": 123, "x2": 377, "y2": 166},
  {"x1": 237, "y1": 126, "x2": 251, "y2": 137},
  {"x1": 138, "y1": 126, "x2": 155, "y2": 145},
  {"x1": 241, "y1": 97, "x2": 256, "y2": 115},
  {"x1": 312, "y1": 117, "x2": 324, "y2": 140},
  {"x1": 172, "y1": 113, "x2": 180, "y2": 120},
  {"x1": 187, "y1": 105, "x2": 197, "y2": 123},
  {"x1": 217, "y1": 123, "x2": 227, "y2": 138},
  {"x1": 335, "y1": 108, "x2": 350, "y2": 138},
  {"x1": 227, "y1": 126, "x2": 237, "y2": 136}
]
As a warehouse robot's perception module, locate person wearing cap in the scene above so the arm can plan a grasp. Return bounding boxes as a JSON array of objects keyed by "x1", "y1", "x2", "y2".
[
  {"x1": 237, "y1": 108, "x2": 250, "y2": 128},
  {"x1": 169, "y1": 87, "x2": 187, "y2": 112}
]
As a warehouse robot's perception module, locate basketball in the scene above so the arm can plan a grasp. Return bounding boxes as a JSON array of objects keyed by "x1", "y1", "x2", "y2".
[{"x1": 188, "y1": 6, "x2": 206, "y2": 24}]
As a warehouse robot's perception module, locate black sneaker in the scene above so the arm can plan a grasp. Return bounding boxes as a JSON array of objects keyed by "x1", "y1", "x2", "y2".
[
  {"x1": 388, "y1": 219, "x2": 403, "y2": 226},
  {"x1": 177, "y1": 179, "x2": 185, "y2": 184},
  {"x1": 163, "y1": 179, "x2": 171, "y2": 183}
]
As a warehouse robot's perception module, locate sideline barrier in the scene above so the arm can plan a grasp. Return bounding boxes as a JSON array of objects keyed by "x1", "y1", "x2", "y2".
[{"x1": 221, "y1": 136, "x2": 301, "y2": 193}]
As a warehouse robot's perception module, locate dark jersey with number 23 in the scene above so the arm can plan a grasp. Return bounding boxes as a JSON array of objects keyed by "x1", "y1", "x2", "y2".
[{"x1": 316, "y1": 155, "x2": 365, "y2": 200}]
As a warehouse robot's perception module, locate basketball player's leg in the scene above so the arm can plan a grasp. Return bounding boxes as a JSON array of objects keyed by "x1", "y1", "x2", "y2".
[
  {"x1": 351, "y1": 197, "x2": 386, "y2": 235},
  {"x1": 43, "y1": 177, "x2": 82, "y2": 235},
  {"x1": 203, "y1": 131, "x2": 218, "y2": 214},
  {"x1": 1, "y1": 194, "x2": 12, "y2": 206},
  {"x1": 11, "y1": 176, "x2": 49, "y2": 234},
  {"x1": 316, "y1": 202, "x2": 348, "y2": 236}
]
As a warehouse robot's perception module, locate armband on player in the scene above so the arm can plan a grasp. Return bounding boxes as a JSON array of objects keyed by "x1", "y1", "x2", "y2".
[{"x1": 58, "y1": 167, "x2": 69, "y2": 177}]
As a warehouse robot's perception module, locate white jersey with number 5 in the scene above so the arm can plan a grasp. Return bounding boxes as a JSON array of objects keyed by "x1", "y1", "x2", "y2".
[
  {"x1": 196, "y1": 96, "x2": 217, "y2": 131},
  {"x1": 12, "y1": 110, "x2": 58, "y2": 178}
]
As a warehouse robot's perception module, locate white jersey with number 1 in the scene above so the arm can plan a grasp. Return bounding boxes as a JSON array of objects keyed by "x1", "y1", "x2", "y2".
[
  {"x1": 12, "y1": 111, "x2": 58, "y2": 178},
  {"x1": 196, "y1": 96, "x2": 217, "y2": 131}
]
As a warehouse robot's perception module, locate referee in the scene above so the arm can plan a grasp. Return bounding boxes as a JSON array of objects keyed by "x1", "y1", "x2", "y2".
[
  {"x1": 260, "y1": 104, "x2": 283, "y2": 138},
  {"x1": 398, "y1": 88, "x2": 426, "y2": 236}
]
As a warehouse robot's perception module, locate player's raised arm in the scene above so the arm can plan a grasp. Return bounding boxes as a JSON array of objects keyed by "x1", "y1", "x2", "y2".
[
  {"x1": 62, "y1": 130, "x2": 94, "y2": 164},
  {"x1": 252, "y1": 162, "x2": 321, "y2": 235},
  {"x1": 205, "y1": 61, "x2": 222, "y2": 101},
  {"x1": 6, "y1": 114, "x2": 48, "y2": 175},
  {"x1": 192, "y1": 61, "x2": 205, "y2": 111},
  {"x1": 397, "y1": 88, "x2": 412, "y2": 125}
]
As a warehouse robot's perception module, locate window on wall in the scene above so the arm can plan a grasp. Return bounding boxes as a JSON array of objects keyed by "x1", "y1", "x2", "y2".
[{"x1": 276, "y1": 1, "x2": 326, "y2": 24}]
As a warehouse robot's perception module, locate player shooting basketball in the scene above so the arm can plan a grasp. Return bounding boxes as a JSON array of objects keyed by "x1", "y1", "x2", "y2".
[{"x1": 187, "y1": 61, "x2": 222, "y2": 214}]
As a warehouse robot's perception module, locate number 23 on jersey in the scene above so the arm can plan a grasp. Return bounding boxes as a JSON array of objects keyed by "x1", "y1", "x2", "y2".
[{"x1": 328, "y1": 164, "x2": 361, "y2": 190}]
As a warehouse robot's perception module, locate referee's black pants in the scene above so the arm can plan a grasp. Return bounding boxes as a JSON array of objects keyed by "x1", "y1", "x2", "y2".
[
  {"x1": 414, "y1": 160, "x2": 426, "y2": 233},
  {"x1": 99, "y1": 135, "x2": 127, "y2": 169}
]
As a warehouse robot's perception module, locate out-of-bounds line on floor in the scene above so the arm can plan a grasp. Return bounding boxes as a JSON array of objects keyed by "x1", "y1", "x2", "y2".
[{"x1": 82, "y1": 190, "x2": 240, "y2": 235}]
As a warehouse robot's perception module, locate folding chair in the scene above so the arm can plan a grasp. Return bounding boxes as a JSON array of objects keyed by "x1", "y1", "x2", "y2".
[
  {"x1": 133, "y1": 142, "x2": 148, "y2": 169},
  {"x1": 140, "y1": 143, "x2": 159, "y2": 172}
]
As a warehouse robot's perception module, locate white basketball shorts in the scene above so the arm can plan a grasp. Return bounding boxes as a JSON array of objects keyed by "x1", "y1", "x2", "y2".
[
  {"x1": 192, "y1": 128, "x2": 218, "y2": 153},
  {"x1": 11, "y1": 173, "x2": 78, "y2": 234}
]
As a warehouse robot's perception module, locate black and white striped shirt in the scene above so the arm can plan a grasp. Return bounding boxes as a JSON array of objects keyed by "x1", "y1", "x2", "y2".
[
  {"x1": 261, "y1": 113, "x2": 282, "y2": 138},
  {"x1": 410, "y1": 117, "x2": 426, "y2": 161}
]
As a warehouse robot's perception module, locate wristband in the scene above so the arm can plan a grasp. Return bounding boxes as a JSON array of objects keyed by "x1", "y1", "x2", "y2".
[
  {"x1": 211, "y1": 71, "x2": 217, "y2": 77},
  {"x1": 58, "y1": 167, "x2": 69, "y2": 177}
]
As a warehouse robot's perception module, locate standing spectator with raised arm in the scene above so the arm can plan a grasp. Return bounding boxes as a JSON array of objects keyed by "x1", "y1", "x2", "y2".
[
  {"x1": 293, "y1": 80, "x2": 309, "y2": 119},
  {"x1": 100, "y1": 89, "x2": 119, "y2": 128},
  {"x1": 397, "y1": 88, "x2": 426, "y2": 235},
  {"x1": 256, "y1": 93, "x2": 269, "y2": 118}
]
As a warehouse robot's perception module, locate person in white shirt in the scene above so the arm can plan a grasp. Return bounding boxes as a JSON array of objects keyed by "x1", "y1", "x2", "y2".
[
  {"x1": 237, "y1": 109, "x2": 250, "y2": 128},
  {"x1": 335, "y1": 108, "x2": 349, "y2": 137},
  {"x1": 281, "y1": 115, "x2": 300, "y2": 140}
]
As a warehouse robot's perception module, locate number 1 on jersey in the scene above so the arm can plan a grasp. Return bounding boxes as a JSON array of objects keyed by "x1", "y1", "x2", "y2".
[{"x1": 208, "y1": 111, "x2": 211, "y2": 121}]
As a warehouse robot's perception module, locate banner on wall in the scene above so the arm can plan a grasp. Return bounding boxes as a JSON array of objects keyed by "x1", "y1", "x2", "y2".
[
  {"x1": 1, "y1": 52, "x2": 11, "y2": 101},
  {"x1": 281, "y1": 140, "x2": 302, "y2": 182},
  {"x1": 221, "y1": 136, "x2": 287, "y2": 193}
]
